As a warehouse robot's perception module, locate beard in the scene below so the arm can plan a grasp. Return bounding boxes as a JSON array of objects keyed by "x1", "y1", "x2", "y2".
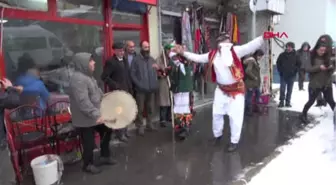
[{"x1": 141, "y1": 50, "x2": 150, "y2": 58}]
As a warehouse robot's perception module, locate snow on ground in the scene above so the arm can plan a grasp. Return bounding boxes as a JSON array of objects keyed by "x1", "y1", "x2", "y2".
[{"x1": 248, "y1": 82, "x2": 336, "y2": 185}]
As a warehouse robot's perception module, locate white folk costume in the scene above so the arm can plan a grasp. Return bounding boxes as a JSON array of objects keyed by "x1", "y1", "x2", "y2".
[{"x1": 182, "y1": 36, "x2": 265, "y2": 144}]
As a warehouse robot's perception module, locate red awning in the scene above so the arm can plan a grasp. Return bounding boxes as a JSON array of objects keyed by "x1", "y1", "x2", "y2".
[{"x1": 133, "y1": 0, "x2": 157, "y2": 6}]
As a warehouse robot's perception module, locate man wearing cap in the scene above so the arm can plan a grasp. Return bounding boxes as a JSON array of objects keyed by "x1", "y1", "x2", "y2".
[
  {"x1": 174, "y1": 33, "x2": 267, "y2": 152},
  {"x1": 101, "y1": 42, "x2": 133, "y2": 142}
]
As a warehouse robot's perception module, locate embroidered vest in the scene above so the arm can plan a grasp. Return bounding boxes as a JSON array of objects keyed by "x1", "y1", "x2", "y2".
[{"x1": 206, "y1": 47, "x2": 245, "y2": 83}]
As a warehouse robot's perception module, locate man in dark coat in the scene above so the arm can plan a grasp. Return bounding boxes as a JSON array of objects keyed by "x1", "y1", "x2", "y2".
[
  {"x1": 101, "y1": 42, "x2": 133, "y2": 142},
  {"x1": 276, "y1": 42, "x2": 301, "y2": 107},
  {"x1": 297, "y1": 42, "x2": 311, "y2": 91}
]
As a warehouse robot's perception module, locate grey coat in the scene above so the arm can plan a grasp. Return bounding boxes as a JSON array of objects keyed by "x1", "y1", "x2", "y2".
[
  {"x1": 68, "y1": 53, "x2": 103, "y2": 128},
  {"x1": 130, "y1": 54, "x2": 159, "y2": 93}
]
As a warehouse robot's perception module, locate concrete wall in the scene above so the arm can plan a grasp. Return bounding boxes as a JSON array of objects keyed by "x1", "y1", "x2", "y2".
[
  {"x1": 272, "y1": 0, "x2": 333, "y2": 63},
  {"x1": 326, "y1": 0, "x2": 336, "y2": 39}
]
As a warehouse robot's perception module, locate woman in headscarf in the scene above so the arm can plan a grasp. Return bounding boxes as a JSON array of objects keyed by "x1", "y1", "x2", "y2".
[{"x1": 314, "y1": 34, "x2": 333, "y2": 107}]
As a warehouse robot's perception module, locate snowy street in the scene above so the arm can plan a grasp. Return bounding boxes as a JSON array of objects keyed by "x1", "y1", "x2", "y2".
[{"x1": 248, "y1": 83, "x2": 336, "y2": 185}]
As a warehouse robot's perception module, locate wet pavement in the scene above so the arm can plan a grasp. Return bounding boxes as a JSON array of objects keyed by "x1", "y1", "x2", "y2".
[{"x1": 1, "y1": 105, "x2": 309, "y2": 185}]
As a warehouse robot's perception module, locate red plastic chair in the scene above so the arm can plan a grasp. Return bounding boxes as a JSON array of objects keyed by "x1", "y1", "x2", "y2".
[
  {"x1": 4, "y1": 105, "x2": 49, "y2": 183},
  {"x1": 45, "y1": 100, "x2": 82, "y2": 156}
]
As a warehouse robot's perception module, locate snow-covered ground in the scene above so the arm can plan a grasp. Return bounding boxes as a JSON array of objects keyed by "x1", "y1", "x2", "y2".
[{"x1": 248, "y1": 83, "x2": 336, "y2": 185}]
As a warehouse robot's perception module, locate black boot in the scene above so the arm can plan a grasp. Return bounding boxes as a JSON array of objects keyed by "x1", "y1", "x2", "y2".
[
  {"x1": 278, "y1": 101, "x2": 284, "y2": 108},
  {"x1": 285, "y1": 102, "x2": 292, "y2": 107},
  {"x1": 160, "y1": 121, "x2": 167, "y2": 128},
  {"x1": 227, "y1": 143, "x2": 238, "y2": 152},
  {"x1": 299, "y1": 114, "x2": 309, "y2": 125}
]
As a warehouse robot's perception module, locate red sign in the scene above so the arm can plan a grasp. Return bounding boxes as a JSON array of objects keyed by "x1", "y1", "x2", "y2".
[
  {"x1": 133, "y1": 0, "x2": 157, "y2": 5},
  {"x1": 263, "y1": 32, "x2": 288, "y2": 39}
]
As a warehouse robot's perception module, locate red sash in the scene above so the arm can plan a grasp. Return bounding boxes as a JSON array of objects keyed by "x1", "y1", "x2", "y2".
[{"x1": 206, "y1": 47, "x2": 245, "y2": 83}]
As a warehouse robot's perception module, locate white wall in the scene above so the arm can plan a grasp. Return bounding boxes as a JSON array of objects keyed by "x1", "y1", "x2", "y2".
[
  {"x1": 272, "y1": 0, "x2": 332, "y2": 63},
  {"x1": 326, "y1": 0, "x2": 336, "y2": 40}
]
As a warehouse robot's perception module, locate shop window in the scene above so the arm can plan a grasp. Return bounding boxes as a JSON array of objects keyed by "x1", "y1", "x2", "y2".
[
  {"x1": 113, "y1": 30, "x2": 141, "y2": 53},
  {"x1": 3, "y1": 18, "x2": 104, "y2": 91},
  {"x1": 57, "y1": 0, "x2": 103, "y2": 21},
  {"x1": 112, "y1": 10, "x2": 142, "y2": 25},
  {"x1": 0, "y1": 0, "x2": 48, "y2": 11}
]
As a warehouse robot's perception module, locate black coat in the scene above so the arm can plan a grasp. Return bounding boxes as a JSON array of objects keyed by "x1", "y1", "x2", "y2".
[
  {"x1": 276, "y1": 51, "x2": 301, "y2": 79},
  {"x1": 101, "y1": 56, "x2": 133, "y2": 93}
]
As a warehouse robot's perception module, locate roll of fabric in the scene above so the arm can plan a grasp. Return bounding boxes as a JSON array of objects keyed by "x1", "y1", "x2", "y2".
[{"x1": 232, "y1": 15, "x2": 238, "y2": 44}]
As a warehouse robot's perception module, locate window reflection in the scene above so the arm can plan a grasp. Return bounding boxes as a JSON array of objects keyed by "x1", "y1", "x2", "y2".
[
  {"x1": 3, "y1": 18, "x2": 104, "y2": 92},
  {"x1": 57, "y1": 0, "x2": 103, "y2": 20},
  {"x1": 0, "y1": 0, "x2": 48, "y2": 11},
  {"x1": 161, "y1": 15, "x2": 175, "y2": 44},
  {"x1": 113, "y1": 30, "x2": 141, "y2": 53}
]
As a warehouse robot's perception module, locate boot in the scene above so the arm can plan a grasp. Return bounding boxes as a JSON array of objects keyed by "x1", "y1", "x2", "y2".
[
  {"x1": 285, "y1": 102, "x2": 292, "y2": 107},
  {"x1": 299, "y1": 114, "x2": 309, "y2": 125},
  {"x1": 83, "y1": 164, "x2": 101, "y2": 174},
  {"x1": 278, "y1": 101, "x2": 284, "y2": 108},
  {"x1": 227, "y1": 143, "x2": 238, "y2": 152}
]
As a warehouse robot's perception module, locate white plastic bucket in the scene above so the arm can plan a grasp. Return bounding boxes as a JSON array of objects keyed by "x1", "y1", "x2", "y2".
[{"x1": 30, "y1": 155, "x2": 59, "y2": 185}]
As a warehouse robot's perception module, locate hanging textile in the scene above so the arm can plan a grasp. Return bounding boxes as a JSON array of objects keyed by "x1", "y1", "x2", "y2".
[
  {"x1": 182, "y1": 11, "x2": 193, "y2": 52},
  {"x1": 232, "y1": 15, "x2": 238, "y2": 44}
]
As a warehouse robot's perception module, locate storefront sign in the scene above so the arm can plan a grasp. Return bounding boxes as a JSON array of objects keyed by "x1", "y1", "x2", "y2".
[{"x1": 132, "y1": 0, "x2": 157, "y2": 5}]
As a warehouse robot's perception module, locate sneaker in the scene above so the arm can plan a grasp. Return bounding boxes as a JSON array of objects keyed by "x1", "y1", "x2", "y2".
[
  {"x1": 210, "y1": 136, "x2": 222, "y2": 146},
  {"x1": 117, "y1": 135, "x2": 128, "y2": 143},
  {"x1": 83, "y1": 164, "x2": 102, "y2": 174}
]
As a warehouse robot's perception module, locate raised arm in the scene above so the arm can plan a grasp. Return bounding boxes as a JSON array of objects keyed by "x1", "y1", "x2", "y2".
[
  {"x1": 234, "y1": 36, "x2": 265, "y2": 58},
  {"x1": 182, "y1": 52, "x2": 209, "y2": 63}
]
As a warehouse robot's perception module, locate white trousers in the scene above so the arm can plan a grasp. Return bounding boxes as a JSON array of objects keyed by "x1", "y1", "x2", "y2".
[{"x1": 212, "y1": 87, "x2": 245, "y2": 143}]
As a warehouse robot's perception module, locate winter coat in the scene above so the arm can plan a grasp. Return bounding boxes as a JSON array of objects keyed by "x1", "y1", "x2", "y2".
[
  {"x1": 297, "y1": 42, "x2": 311, "y2": 70},
  {"x1": 276, "y1": 51, "x2": 301, "y2": 79},
  {"x1": 101, "y1": 55, "x2": 133, "y2": 93},
  {"x1": 68, "y1": 53, "x2": 103, "y2": 128},
  {"x1": 156, "y1": 54, "x2": 171, "y2": 107},
  {"x1": 243, "y1": 57, "x2": 261, "y2": 89},
  {"x1": 130, "y1": 54, "x2": 159, "y2": 93},
  {"x1": 15, "y1": 74, "x2": 50, "y2": 110},
  {"x1": 307, "y1": 57, "x2": 335, "y2": 89},
  {"x1": 0, "y1": 87, "x2": 21, "y2": 110}
]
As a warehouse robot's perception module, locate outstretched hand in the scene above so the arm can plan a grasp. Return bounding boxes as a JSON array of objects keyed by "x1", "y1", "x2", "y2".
[{"x1": 172, "y1": 45, "x2": 185, "y2": 55}]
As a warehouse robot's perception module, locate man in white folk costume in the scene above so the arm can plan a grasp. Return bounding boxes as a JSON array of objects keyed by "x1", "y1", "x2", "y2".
[{"x1": 174, "y1": 33, "x2": 267, "y2": 152}]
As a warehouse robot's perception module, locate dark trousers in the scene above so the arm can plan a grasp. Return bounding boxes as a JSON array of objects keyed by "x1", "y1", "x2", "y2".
[
  {"x1": 245, "y1": 88, "x2": 261, "y2": 107},
  {"x1": 298, "y1": 70, "x2": 306, "y2": 90},
  {"x1": 302, "y1": 86, "x2": 335, "y2": 115},
  {"x1": 279, "y1": 76, "x2": 295, "y2": 103},
  {"x1": 79, "y1": 124, "x2": 112, "y2": 167},
  {"x1": 160, "y1": 106, "x2": 171, "y2": 122},
  {"x1": 135, "y1": 92, "x2": 155, "y2": 126}
]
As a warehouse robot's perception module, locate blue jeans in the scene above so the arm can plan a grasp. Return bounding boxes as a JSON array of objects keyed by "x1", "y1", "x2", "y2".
[
  {"x1": 279, "y1": 76, "x2": 295, "y2": 103},
  {"x1": 245, "y1": 88, "x2": 261, "y2": 107}
]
